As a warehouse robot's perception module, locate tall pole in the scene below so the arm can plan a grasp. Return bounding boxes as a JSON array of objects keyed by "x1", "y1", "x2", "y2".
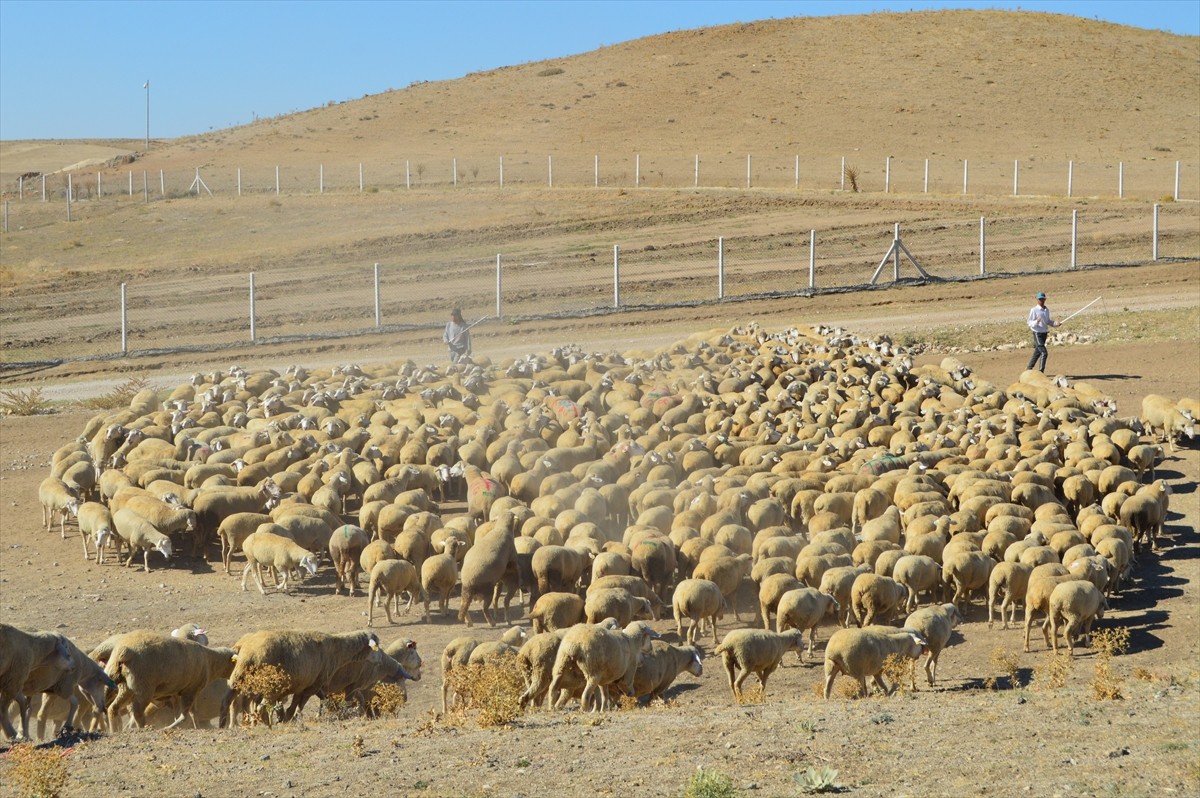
[{"x1": 144, "y1": 80, "x2": 150, "y2": 151}]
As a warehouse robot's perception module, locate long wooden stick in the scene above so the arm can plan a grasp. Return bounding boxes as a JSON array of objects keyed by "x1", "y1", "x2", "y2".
[{"x1": 1059, "y1": 296, "x2": 1101, "y2": 324}]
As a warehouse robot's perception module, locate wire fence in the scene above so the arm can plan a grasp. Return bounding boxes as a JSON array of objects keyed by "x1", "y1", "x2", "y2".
[
  {"x1": 2, "y1": 202, "x2": 1196, "y2": 368},
  {"x1": 5, "y1": 152, "x2": 1198, "y2": 211}
]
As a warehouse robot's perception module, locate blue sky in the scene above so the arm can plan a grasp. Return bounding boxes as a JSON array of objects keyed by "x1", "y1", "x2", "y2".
[{"x1": 1, "y1": 0, "x2": 1196, "y2": 141}]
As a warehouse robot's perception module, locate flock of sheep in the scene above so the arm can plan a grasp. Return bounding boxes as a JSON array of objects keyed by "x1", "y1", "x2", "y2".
[{"x1": 5, "y1": 321, "x2": 1197, "y2": 739}]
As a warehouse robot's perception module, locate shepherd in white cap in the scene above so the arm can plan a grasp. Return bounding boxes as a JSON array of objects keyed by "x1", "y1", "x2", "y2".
[{"x1": 1026, "y1": 291, "x2": 1060, "y2": 372}]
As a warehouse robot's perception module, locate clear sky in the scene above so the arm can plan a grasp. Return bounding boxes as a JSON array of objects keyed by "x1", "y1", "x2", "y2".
[{"x1": 1, "y1": 0, "x2": 1196, "y2": 141}]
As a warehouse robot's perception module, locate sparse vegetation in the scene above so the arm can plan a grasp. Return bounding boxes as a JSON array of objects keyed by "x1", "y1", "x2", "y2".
[
  {"x1": 234, "y1": 663, "x2": 290, "y2": 727},
  {"x1": 80, "y1": 377, "x2": 155, "y2": 410},
  {"x1": 843, "y1": 164, "x2": 860, "y2": 192},
  {"x1": 3, "y1": 743, "x2": 69, "y2": 798},
  {"x1": 880, "y1": 653, "x2": 914, "y2": 694},
  {"x1": 1091, "y1": 627, "x2": 1131, "y2": 700},
  {"x1": 794, "y1": 766, "x2": 845, "y2": 794},
  {"x1": 442, "y1": 655, "x2": 525, "y2": 727},
  {"x1": 1032, "y1": 652, "x2": 1074, "y2": 691},
  {"x1": 682, "y1": 767, "x2": 739, "y2": 798},
  {"x1": 367, "y1": 683, "x2": 407, "y2": 716},
  {"x1": 537, "y1": 67, "x2": 564, "y2": 77},
  {"x1": 0, "y1": 388, "x2": 51, "y2": 416},
  {"x1": 988, "y1": 646, "x2": 1022, "y2": 690}
]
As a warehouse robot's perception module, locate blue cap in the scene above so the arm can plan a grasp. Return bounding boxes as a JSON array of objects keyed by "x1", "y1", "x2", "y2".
[{"x1": 1036, "y1": 292, "x2": 1046, "y2": 299}]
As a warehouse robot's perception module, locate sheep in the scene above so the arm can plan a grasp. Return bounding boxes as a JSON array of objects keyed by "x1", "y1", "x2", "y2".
[
  {"x1": 1119, "y1": 481, "x2": 1171, "y2": 550},
  {"x1": 587, "y1": 574, "x2": 666, "y2": 620},
  {"x1": 672, "y1": 578, "x2": 726, "y2": 645},
  {"x1": 584, "y1": 587, "x2": 653, "y2": 626},
  {"x1": 850, "y1": 573, "x2": 908, "y2": 627},
  {"x1": 548, "y1": 620, "x2": 658, "y2": 711},
  {"x1": 329, "y1": 524, "x2": 371, "y2": 596},
  {"x1": 240, "y1": 528, "x2": 319, "y2": 595},
  {"x1": 775, "y1": 587, "x2": 839, "y2": 660},
  {"x1": 630, "y1": 641, "x2": 703, "y2": 704},
  {"x1": 818, "y1": 564, "x2": 867, "y2": 627},
  {"x1": 119, "y1": 494, "x2": 198, "y2": 549},
  {"x1": 317, "y1": 645, "x2": 419, "y2": 716},
  {"x1": 631, "y1": 537, "x2": 676, "y2": 601},
  {"x1": 1047, "y1": 580, "x2": 1108, "y2": 656},
  {"x1": 27, "y1": 635, "x2": 114, "y2": 737},
  {"x1": 713, "y1": 628, "x2": 804, "y2": 700},
  {"x1": 360, "y1": 539, "x2": 400, "y2": 580},
  {"x1": 530, "y1": 543, "x2": 592, "y2": 603},
  {"x1": 420, "y1": 538, "x2": 465, "y2": 619},
  {"x1": 941, "y1": 549, "x2": 995, "y2": 609},
  {"x1": 823, "y1": 626, "x2": 928, "y2": 699},
  {"x1": 76, "y1": 501, "x2": 115, "y2": 563},
  {"x1": 530, "y1": 592, "x2": 586, "y2": 633},
  {"x1": 1094, "y1": 536, "x2": 1133, "y2": 595},
  {"x1": 440, "y1": 626, "x2": 528, "y2": 712},
  {"x1": 366, "y1": 558, "x2": 421, "y2": 626},
  {"x1": 0, "y1": 626, "x2": 77, "y2": 740},
  {"x1": 890, "y1": 552, "x2": 941, "y2": 611},
  {"x1": 516, "y1": 621, "x2": 620, "y2": 711},
  {"x1": 1023, "y1": 569, "x2": 1081, "y2": 653},
  {"x1": 1141, "y1": 394, "x2": 1195, "y2": 452},
  {"x1": 38, "y1": 476, "x2": 80, "y2": 539},
  {"x1": 111, "y1": 507, "x2": 174, "y2": 573},
  {"x1": 104, "y1": 632, "x2": 236, "y2": 729},
  {"x1": 222, "y1": 630, "x2": 381, "y2": 725},
  {"x1": 987, "y1": 561, "x2": 1033, "y2": 629},
  {"x1": 758, "y1": 573, "x2": 804, "y2": 630},
  {"x1": 903, "y1": 603, "x2": 964, "y2": 688},
  {"x1": 458, "y1": 511, "x2": 520, "y2": 627},
  {"x1": 462, "y1": 464, "x2": 508, "y2": 523},
  {"x1": 216, "y1": 512, "x2": 274, "y2": 575}
]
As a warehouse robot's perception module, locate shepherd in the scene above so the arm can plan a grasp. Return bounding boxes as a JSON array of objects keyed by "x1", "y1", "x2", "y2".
[
  {"x1": 444, "y1": 307, "x2": 472, "y2": 363},
  {"x1": 1025, "y1": 291, "x2": 1060, "y2": 373}
]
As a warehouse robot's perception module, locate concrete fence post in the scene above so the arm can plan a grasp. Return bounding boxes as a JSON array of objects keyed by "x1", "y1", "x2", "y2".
[
  {"x1": 120, "y1": 283, "x2": 128, "y2": 355},
  {"x1": 1118, "y1": 161, "x2": 1124, "y2": 199},
  {"x1": 1175, "y1": 160, "x2": 1181, "y2": 201},
  {"x1": 320, "y1": 164, "x2": 324, "y2": 194},
  {"x1": 275, "y1": 166, "x2": 280, "y2": 195},
  {"x1": 885, "y1": 156, "x2": 891, "y2": 193},
  {"x1": 359, "y1": 163, "x2": 364, "y2": 193},
  {"x1": 1071, "y1": 210, "x2": 1078, "y2": 269},
  {"x1": 809, "y1": 229, "x2": 816, "y2": 289},
  {"x1": 374, "y1": 263, "x2": 381, "y2": 328},
  {"x1": 548, "y1": 155, "x2": 553, "y2": 188},
  {"x1": 496, "y1": 254, "x2": 503, "y2": 319},
  {"x1": 249, "y1": 272, "x2": 257, "y2": 342},
  {"x1": 979, "y1": 217, "x2": 986, "y2": 276},
  {"x1": 1014, "y1": 160, "x2": 1019, "y2": 196},
  {"x1": 1067, "y1": 160, "x2": 1074, "y2": 198},
  {"x1": 924, "y1": 159, "x2": 929, "y2": 193},
  {"x1": 613, "y1": 245, "x2": 620, "y2": 308},
  {"x1": 1153, "y1": 203, "x2": 1160, "y2": 261},
  {"x1": 717, "y1": 237, "x2": 725, "y2": 299},
  {"x1": 962, "y1": 160, "x2": 969, "y2": 194}
]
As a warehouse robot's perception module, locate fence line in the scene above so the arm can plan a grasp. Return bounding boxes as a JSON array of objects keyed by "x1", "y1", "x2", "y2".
[
  {"x1": 7, "y1": 153, "x2": 1199, "y2": 209},
  {"x1": 2, "y1": 204, "x2": 1196, "y2": 369}
]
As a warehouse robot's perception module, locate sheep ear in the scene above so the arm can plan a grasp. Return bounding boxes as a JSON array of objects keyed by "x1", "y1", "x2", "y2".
[{"x1": 406, "y1": 640, "x2": 417, "y2": 649}]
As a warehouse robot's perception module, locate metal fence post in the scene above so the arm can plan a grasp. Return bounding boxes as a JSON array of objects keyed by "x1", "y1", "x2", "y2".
[
  {"x1": 128, "y1": 170, "x2": 133, "y2": 197},
  {"x1": 237, "y1": 168, "x2": 242, "y2": 197},
  {"x1": 1153, "y1": 203, "x2": 1160, "y2": 261},
  {"x1": 120, "y1": 283, "x2": 128, "y2": 355},
  {"x1": 885, "y1": 156, "x2": 891, "y2": 193},
  {"x1": 143, "y1": 170, "x2": 149, "y2": 202},
  {"x1": 1013, "y1": 160, "x2": 1019, "y2": 196},
  {"x1": 635, "y1": 154, "x2": 640, "y2": 187},
  {"x1": 406, "y1": 161, "x2": 410, "y2": 190},
  {"x1": 249, "y1": 272, "x2": 257, "y2": 342},
  {"x1": 374, "y1": 263, "x2": 381, "y2": 328},
  {"x1": 962, "y1": 160, "x2": 969, "y2": 194},
  {"x1": 359, "y1": 162, "x2": 364, "y2": 192},
  {"x1": 1068, "y1": 160, "x2": 1074, "y2": 198},
  {"x1": 159, "y1": 170, "x2": 164, "y2": 197},
  {"x1": 1118, "y1": 161, "x2": 1124, "y2": 199},
  {"x1": 613, "y1": 245, "x2": 620, "y2": 308},
  {"x1": 275, "y1": 166, "x2": 280, "y2": 195},
  {"x1": 495, "y1": 254, "x2": 503, "y2": 319},
  {"x1": 746, "y1": 155, "x2": 751, "y2": 189},
  {"x1": 809, "y1": 229, "x2": 816, "y2": 289},
  {"x1": 979, "y1": 217, "x2": 986, "y2": 276},
  {"x1": 893, "y1": 223, "x2": 901, "y2": 281},
  {"x1": 717, "y1": 237, "x2": 725, "y2": 299},
  {"x1": 1071, "y1": 210, "x2": 1078, "y2": 269},
  {"x1": 41, "y1": 174, "x2": 46, "y2": 202},
  {"x1": 841, "y1": 156, "x2": 845, "y2": 191}
]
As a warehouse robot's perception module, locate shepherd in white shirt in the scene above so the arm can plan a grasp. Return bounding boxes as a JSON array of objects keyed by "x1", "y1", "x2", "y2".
[{"x1": 1026, "y1": 291, "x2": 1060, "y2": 372}]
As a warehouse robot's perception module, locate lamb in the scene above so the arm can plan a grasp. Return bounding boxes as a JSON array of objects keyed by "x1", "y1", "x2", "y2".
[
  {"x1": 671, "y1": 578, "x2": 726, "y2": 645},
  {"x1": 822, "y1": 626, "x2": 928, "y2": 699},
  {"x1": 987, "y1": 561, "x2": 1033, "y2": 629},
  {"x1": 0, "y1": 625, "x2": 77, "y2": 740},
  {"x1": 112, "y1": 507, "x2": 174, "y2": 573},
  {"x1": 630, "y1": 641, "x2": 703, "y2": 704},
  {"x1": 216, "y1": 512, "x2": 275, "y2": 575},
  {"x1": 76, "y1": 501, "x2": 115, "y2": 563},
  {"x1": 420, "y1": 538, "x2": 465, "y2": 619},
  {"x1": 458, "y1": 511, "x2": 520, "y2": 627},
  {"x1": 903, "y1": 603, "x2": 964, "y2": 688},
  {"x1": 530, "y1": 592, "x2": 586, "y2": 633},
  {"x1": 104, "y1": 631, "x2": 236, "y2": 729},
  {"x1": 584, "y1": 587, "x2": 653, "y2": 626},
  {"x1": 713, "y1": 628, "x2": 804, "y2": 700},
  {"x1": 328, "y1": 524, "x2": 372, "y2": 596},
  {"x1": 38, "y1": 476, "x2": 80, "y2": 539},
  {"x1": 850, "y1": 573, "x2": 908, "y2": 627},
  {"x1": 366, "y1": 558, "x2": 421, "y2": 626},
  {"x1": 240, "y1": 528, "x2": 319, "y2": 595},
  {"x1": 548, "y1": 620, "x2": 658, "y2": 711},
  {"x1": 1047, "y1": 580, "x2": 1108, "y2": 656},
  {"x1": 221, "y1": 630, "x2": 381, "y2": 725},
  {"x1": 775, "y1": 587, "x2": 839, "y2": 660}
]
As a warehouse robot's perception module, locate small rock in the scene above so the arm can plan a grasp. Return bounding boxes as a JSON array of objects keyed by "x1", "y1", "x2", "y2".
[
  {"x1": 261, "y1": 754, "x2": 271, "y2": 761},
  {"x1": 1016, "y1": 695, "x2": 1026, "y2": 704},
  {"x1": 1108, "y1": 747, "x2": 1130, "y2": 758}
]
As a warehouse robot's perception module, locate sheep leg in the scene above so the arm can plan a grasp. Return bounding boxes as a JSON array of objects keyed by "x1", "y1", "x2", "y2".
[
  {"x1": 254, "y1": 562, "x2": 271, "y2": 596},
  {"x1": 1049, "y1": 613, "x2": 1062, "y2": 654},
  {"x1": 1023, "y1": 607, "x2": 1037, "y2": 653},
  {"x1": 925, "y1": 653, "x2": 937, "y2": 687},
  {"x1": 822, "y1": 666, "x2": 839, "y2": 700},
  {"x1": 144, "y1": 549, "x2": 153, "y2": 574},
  {"x1": 459, "y1": 592, "x2": 475, "y2": 627},
  {"x1": 872, "y1": 673, "x2": 890, "y2": 696}
]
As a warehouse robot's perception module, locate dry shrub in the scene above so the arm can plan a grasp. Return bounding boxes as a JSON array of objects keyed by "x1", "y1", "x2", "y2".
[
  {"x1": 843, "y1": 164, "x2": 860, "y2": 192},
  {"x1": 1090, "y1": 627, "x2": 1130, "y2": 701},
  {"x1": 443, "y1": 654, "x2": 525, "y2": 727},
  {"x1": 351, "y1": 735, "x2": 366, "y2": 758},
  {"x1": 836, "y1": 679, "x2": 865, "y2": 700},
  {"x1": 1133, "y1": 667, "x2": 1157, "y2": 682},
  {"x1": 82, "y1": 377, "x2": 155, "y2": 410},
  {"x1": 1032, "y1": 652, "x2": 1073, "y2": 690},
  {"x1": 0, "y1": 388, "x2": 51, "y2": 416},
  {"x1": 989, "y1": 646, "x2": 1022, "y2": 689},
  {"x1": 235, "y1": 663, "x2": 291, "y2": 727},
  {"x1": 3, "y1": 743, "x2": 69, "y2": 798},
  {"x1": 735, "y1": 685, "x2": 765, "y2": 705},
  {"x1": 615, "y1": 693, "x2": 640, "y2": 711},
  {"x1": 320, "y1": 692, "x2": 361, "y2": 722},
  {"x1": 368, "y1": 683, "x2": 407, "y2": 717},
  {"x1": 881, "y1": 653, "x2": 915, "y2": 694},
  {"x1": 1091, "y1": 627, "x2": 1130, "y2": 657}
]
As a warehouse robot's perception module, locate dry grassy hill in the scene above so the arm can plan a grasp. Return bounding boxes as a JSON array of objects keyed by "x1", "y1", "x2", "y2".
[{"x1": 2, "y1": 10, "x2": 1197, "y2": 186}]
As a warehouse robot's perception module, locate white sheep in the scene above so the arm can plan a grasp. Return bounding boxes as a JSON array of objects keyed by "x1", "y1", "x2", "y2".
[
  {"x1": 987, "y1": 561, "x2": 1033, "y2": 629},
  {"x1": 1, "y1": 625, "x2": 77, "y2": 740},
  {"x1": 903, "y1": 603, "x2": 964, "y2": 688},
  {"x1": 548, "y1": 620, "x2": 658, "y2": 711},
  {"x1": 216, "y1": 511, "x2": 274, "y2": 575},
  {"x1": 328, "y1": 523, "x2": 372, "y2": 597},
  {"x1": 366, "y1": 558, "x2": 421, "y2": 626},
  {"x1": 38, "y1": 476, "x2": 80, "y2": 539},
  {"x1": 892, "y1": 554, "x2": 941, "y2": 612},
  {"x1": 671, "y1": 578, "x2": 726, "y2": 645},
  {"x1": 530, "y1": 592, "x2": 586, "y2": 634},
  {"x1": 1047, "y1": 580, "x2": 1108, "y2": 656},
  {"x1": 76, "y1": 501, "x2": 115, "y2": 563},
  {"x1": 420, "y1": 539, "x2": 465, "y2": 620},
  {"x1": 823, "y1": 626, "x2": 928, "y2": 699},
  {"x1": 850, "y1": 573, "x2": 908, "y2": 627},
  {"x1": 112, "y1": 507, "x2": 174, "y2": 573},
  {"x1": 584, "y1": 587, "x2": 653, "y2": 626},
  {"x1": 104, "y1": 631, "x2": 237, "y2": 729},
  {"x1": 713, "y1": 628, "x2": 803, "y2": 700},
  {"x1": 240, "y1": 528, "x2": 319, "y2": 595},
  {"x1": 775, "y1": 587, "x2": 839, "y2": 660},
  {"x1": 630, "y1": 640, "x2": 703, "y2": 704}
]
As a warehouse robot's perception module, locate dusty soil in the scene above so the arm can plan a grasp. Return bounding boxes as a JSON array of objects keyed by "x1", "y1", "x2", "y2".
[{"x1": 1, "y1": 272, "x2": 1198, "y2": 798}]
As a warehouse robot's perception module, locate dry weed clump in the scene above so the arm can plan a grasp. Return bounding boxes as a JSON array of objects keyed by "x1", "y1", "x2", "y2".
[
  {"x1": 881, "y1": 653, "x2": 915, "y2": 694},
  {"x1": 3, "y1": 742, "x2": 69, "y2": 798},
  {"x1": 734, "y1": 685, "x2": 766, "y2": 705},
  {"x1": 234, "y1": 663, "x2": 291, "y2": 727},
  {"x1": 987, "y1": 646, "x2": 1022, "y2": 690},
  {"x1": 81, "y1": 376, "x2": 156, "y2": 410},
  {"x1": 320, "y1": 692, "x2": 360, "y2": 722},
  {"x1": 843, "y1": 163, "x2": 861, "y2": 192},
  {"x1": 1090, "y1": 627, "x2": 1131, "y2": 701},
  {"x1": 0, "y1": 388, "x2": 51, "y2": 416},
  {"x1": 368, "y1": 683, "x2": 407, "y2": 717},
  {"x1": 1032, "y1": 652, "x2": 1073, "y2": 691},
  {"x1": 443, "y1": 655, "x2": 525, "y2": 727}
]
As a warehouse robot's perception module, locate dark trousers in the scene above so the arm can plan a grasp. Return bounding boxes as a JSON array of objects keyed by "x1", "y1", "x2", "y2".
[{"x1": 1027, "y1": 331, "x2": 1049, "y2": 372}]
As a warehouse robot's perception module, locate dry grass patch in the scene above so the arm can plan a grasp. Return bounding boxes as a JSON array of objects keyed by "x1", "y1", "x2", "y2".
[
  {"x1": 0, "y1": 388, "x2": 51, "y2": 416},
  {"x1": 1090, "y1": 627, "x2": 1131, "y2": 701},
  {"x1": 881, "y1": 653, "x2": 916, "y2": 694},
  {"x1": 2, "y1": 743, "x2": 69, "y2": 798},
  {"x1": 442, "y1": 654, "x2": 525, "y2": 727},
  {"x1": 734, "y1": 684, "x2": 766, "y2": 705},
  {"x1": 234, "y1": 663, "x2": 291, "y2": 727},
  {"x1": 986, "y1": 646, "x2": 1022, "y2": 690},
  {"x1": 80, "y1": 376, "x2": 157, "y2": 410},
  {"x1": 1031, "y1": 652, "x2": 1074, "y2": 691}
]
